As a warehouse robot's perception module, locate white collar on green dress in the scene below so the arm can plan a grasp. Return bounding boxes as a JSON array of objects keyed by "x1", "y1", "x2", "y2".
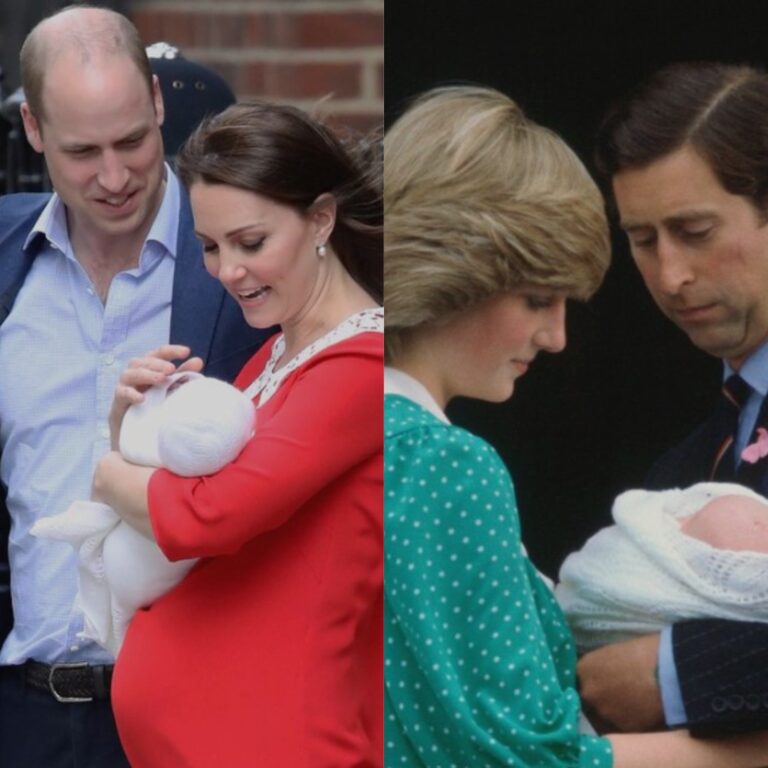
[{"x1": 384, "y1": 367, "x2": 449, "y2": 424}]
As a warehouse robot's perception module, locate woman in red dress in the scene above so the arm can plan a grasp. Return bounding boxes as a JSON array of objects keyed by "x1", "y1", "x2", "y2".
[{"x1": 91, "y1": 102, "x2": 383, "y2": 767}]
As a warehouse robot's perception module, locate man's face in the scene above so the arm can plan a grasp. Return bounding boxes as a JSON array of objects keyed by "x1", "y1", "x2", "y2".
[
  {"x1": 613, "y1": 145, "x2": 768, "y2": 368},
  {"x1": 21, "y1": 51, "x2": 166, "y2": 244}
]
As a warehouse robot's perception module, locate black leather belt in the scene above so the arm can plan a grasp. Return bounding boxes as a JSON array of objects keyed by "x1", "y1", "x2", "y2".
[{"x1": 22, "y1": 660, "x2": 113, "y2": 703}]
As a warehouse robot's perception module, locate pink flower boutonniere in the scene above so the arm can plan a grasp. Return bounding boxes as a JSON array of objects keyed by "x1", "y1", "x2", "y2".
[{"x1": 741, "y1": 427, "x2": 768, "y2": 464}]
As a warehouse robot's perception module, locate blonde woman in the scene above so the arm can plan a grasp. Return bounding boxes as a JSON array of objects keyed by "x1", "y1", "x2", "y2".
[{"x1": 384, "y1": 85, "x2": 768, "y2": 768}]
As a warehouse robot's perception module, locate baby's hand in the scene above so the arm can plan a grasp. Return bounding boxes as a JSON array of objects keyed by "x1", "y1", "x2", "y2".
[{"x1": 109, "y1": 345, "x2": 204, "y2": 449}]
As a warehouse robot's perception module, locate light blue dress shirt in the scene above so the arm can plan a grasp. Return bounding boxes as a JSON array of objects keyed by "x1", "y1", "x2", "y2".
[
  {"x1": 0, "y1": 168, "x2": 180, "y2": 665},
  {"x1": 658, "y1": 341, "x2": 768, "y2": 725}
]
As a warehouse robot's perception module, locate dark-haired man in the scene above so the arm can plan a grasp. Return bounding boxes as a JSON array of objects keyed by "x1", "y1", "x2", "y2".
[
  {"x1": 0, "y1": 6, "x2": 268, "y2": 767},
  {"x1": 579, "y1": 61, "x2": 768, "y2": 736}
]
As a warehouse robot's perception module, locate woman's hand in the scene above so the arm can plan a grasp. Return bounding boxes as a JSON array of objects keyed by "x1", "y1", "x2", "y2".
[{"x1": 109, "y1": 344, "x2": 204, "y2": 450}]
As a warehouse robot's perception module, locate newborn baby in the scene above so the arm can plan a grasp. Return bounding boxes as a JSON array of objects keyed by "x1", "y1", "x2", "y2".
[
  {"x1": 556, "y1": 482, "x2": 768, "y2": 652},
  {"x1": 679, "y1": 493, "x2": 768, "y2": 551},
  {"x1": 32, "y1": 372, "x2": 255, "y2": 655}
]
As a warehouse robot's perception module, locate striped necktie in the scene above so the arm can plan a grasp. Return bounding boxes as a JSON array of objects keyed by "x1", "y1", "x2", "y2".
[{"x1": 711, "y1": 374, "x2": 752, "y2": 480}]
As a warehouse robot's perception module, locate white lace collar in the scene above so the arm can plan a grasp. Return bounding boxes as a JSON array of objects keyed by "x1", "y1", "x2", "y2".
[{"x1": 244, "y1": 307, "x2": 383, "y2": 406}]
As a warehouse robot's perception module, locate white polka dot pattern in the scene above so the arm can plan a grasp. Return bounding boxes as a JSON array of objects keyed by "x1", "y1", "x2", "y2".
[{"x1": 384, "y1": 395, "x2": 613, "y2": 767}]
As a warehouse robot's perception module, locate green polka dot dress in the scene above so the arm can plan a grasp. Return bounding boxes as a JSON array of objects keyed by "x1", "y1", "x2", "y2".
[{"x1": 385, "y1": 395, "x2": 613, "y2": 767}]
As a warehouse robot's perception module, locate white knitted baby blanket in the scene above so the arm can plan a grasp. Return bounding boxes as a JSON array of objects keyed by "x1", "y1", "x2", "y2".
[{"x1": 556, "y1": 482, "x2": 768, "y2": 652}]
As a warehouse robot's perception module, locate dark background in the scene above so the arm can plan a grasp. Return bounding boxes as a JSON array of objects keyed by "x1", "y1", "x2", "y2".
[{"x1": 385, "y1": 0, "x2": 768, "y2": 577}]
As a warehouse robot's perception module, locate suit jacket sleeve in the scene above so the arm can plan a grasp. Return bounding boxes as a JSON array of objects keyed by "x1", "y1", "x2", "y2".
[{"x1": 672, "y1": 619, "x2": 768, "y2": 735}]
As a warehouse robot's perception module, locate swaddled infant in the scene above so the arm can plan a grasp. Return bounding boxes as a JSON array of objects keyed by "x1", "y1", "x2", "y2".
[
  {"x1": 679, "y1": 493, "x2": 768, "y2": 551},
  {"x1": 556, "y1": 482, "x2": 768, "y2": 653},
  {"x1": 32, "y1": 372, "x2": 255, "y2": 655}
]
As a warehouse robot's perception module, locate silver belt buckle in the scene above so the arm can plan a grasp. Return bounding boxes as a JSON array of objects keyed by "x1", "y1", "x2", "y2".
[{"x1": 48, "y1": 662, "x2": 93, "y2": 703}]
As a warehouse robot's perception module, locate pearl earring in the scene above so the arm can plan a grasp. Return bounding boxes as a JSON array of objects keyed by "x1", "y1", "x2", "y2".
[{"x1": 316, "y1": 243, "x2": 327, "y2": 257}]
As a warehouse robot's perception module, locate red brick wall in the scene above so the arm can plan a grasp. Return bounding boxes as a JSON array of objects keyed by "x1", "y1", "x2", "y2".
[{"x1": 131, "y1": 0, "x2": 383, "y2": 133}]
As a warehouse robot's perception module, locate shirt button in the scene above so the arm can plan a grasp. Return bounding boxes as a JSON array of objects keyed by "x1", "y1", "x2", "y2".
[
  {"x1": 712, "y1": 696, "x2": 728, "y2": 712},
  {"x1": 100, "y1": 426, "x2": 110, "y2": 439},
  {"x1": 69, "y1": 644, "x2": 79, "y2": 652}
]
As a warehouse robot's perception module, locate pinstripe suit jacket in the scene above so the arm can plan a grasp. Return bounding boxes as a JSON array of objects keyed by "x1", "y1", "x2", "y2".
[{"x1": 647, "y1": 411, "x2": 768, "y2": 734}]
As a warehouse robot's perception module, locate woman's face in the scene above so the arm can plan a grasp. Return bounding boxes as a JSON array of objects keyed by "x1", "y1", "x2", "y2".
[
  {"x1": 190, "y1": 181, "x2": 332, "y2": 329},
  {"x1": 437, "y1": 289, "x2": 568, "y2": 404}
]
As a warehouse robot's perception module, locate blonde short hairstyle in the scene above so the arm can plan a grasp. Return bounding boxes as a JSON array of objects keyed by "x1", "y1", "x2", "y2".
[{"x1": 385, "y1": 85, "x2": 610, "y2": 362}]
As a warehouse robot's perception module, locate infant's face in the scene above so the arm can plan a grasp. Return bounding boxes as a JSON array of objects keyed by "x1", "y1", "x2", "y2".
[{"x1": 680, "y1": 494, "x2": 768, "y2": 552}]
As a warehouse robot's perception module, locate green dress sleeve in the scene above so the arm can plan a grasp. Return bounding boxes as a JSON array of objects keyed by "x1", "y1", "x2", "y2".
[{"x1": 385, "y1": 398, "x2": 613, "y2": 768}]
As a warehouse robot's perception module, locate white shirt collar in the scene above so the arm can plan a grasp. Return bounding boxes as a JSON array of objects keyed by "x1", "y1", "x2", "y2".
[
  {"x1": 24, "y1": 163, "x2": 179, "y2": 260},
  {"x1": 724, "y1": 339, "x2": 768, "y2": 398},
  {"x1": 384, "y1": 366, "x2": 449, "y2": 423}
]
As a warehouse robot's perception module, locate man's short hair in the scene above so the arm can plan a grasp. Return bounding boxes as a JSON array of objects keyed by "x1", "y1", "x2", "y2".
[
  {"x1": 595, "y1": 61, "x2": 768, "y2": 213},
  {"x1": 20, "y1": 5, "x2": 154, "y2": 124}
]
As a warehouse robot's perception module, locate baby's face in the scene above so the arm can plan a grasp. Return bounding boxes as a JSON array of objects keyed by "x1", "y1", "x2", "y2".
[{"x1": 680, "y1": 494, "x2": 768, "y2": 552}]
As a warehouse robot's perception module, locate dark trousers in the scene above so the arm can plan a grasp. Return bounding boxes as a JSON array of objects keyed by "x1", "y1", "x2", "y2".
[{"x1": 0, "y1": 666, "x2": 130, "y2": 768}]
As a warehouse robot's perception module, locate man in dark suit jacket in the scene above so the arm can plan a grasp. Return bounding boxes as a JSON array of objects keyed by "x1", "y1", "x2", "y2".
[
  {"x1": 578, "y1": 61, "x2": 768, "y2": 736},
  {"x1": 0, "y1": 7, "x2": 269, "y2": 768}
]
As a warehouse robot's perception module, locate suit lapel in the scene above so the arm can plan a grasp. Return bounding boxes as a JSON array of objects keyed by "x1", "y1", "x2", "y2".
[{"x1": 168, "y1": 191, "x2": 225, "y2": 360}]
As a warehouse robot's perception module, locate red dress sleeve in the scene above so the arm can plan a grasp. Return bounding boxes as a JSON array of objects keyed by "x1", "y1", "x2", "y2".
[{"x1": 147, "y1": 333, "x2": 383, "y2": 560}]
